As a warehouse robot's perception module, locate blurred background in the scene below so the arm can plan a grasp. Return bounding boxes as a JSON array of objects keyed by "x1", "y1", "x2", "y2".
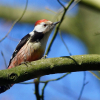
[{"x1": 0, "y1": 0, "x2": 100, "y2": 100}]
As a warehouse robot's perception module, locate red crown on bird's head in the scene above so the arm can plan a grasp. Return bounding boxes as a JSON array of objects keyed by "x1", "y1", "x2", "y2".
[{"x1": 35, "y1": 19, "x2": 48, "y2": 26}]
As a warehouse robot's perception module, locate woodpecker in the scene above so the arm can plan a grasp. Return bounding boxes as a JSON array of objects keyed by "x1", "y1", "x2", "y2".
[{"x1": 0, "y1": 19, "x2": 60, "y2": 93}]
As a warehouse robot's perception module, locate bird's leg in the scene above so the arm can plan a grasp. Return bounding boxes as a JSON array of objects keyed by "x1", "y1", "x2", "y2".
[
  {"x1": 41, "y1": 55, "x2": 47, "y2": 59},
  {"x1": 20, "y1": 61, "x2": 30, "y2": 67}
]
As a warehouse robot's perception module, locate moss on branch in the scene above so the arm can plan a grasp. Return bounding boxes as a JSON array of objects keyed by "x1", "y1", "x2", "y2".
[{"x1": 0, "y1": 54, "x2": 100, "y2": 86}]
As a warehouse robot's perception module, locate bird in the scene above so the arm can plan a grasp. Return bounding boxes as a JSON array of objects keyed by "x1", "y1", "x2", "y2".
[{"x1": 0, "y1": 19, "x2": 60, "y2": 93}]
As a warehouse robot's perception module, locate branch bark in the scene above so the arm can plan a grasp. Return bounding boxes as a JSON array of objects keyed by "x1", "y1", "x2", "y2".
[{"x1": 0, "y1": 54, "x2": 100, "y2": 86}]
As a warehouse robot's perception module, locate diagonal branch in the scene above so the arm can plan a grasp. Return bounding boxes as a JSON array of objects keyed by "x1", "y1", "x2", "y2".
[
  {"x1": 0, "y1": 54, "x2": 100, "y2": 86},
  {"x1": 45, "y1": 0, "x2": 74, "y2": 55},
  {"x1": 78, "y1": 71, "x2": 88, "y2": 100},
  {"x1": 0, "y1": 0, "x2": 28, "y2": 42},
  {"x1": 41, "y1": 82, "x2": 48, "y2": 100}
]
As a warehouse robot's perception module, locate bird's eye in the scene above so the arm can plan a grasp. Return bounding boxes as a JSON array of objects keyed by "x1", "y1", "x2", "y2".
[{"x1": 44, "y1": 24, "x2": 47, "y2": 27}]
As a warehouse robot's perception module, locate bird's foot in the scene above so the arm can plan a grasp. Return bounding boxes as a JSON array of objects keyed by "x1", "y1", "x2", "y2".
[
  {"x1": 20, "y1": 61, "x2": 30, "y2": 67},
  {"x1": 41, "y1": 55, "x2": 47, "y2": 59}
]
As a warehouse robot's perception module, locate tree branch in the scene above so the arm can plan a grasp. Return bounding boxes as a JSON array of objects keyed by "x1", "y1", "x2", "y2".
[
  {"x1": 41, "y1": 82, "x2": 48, "y2": 100},
  {"x1": 0, "y1": 54, "x2": 100, "y2": 86},
  {"x1": 34, "y1": 78, "x2": 41, "y2": 100},
  {"x1": 45, "y1": 0, "x2": 74, "y2": 55},
  {"x1": 80, "y1": 0, "x2": 100, "y2": 12},
  {"x1": 78, "y1": 71, "x2": 88, "y2": 100}
]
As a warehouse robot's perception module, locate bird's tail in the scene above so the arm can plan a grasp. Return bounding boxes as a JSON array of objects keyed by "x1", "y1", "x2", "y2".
[{"x1": 0, "y1": 84, "x2": 12, "y2": 93}]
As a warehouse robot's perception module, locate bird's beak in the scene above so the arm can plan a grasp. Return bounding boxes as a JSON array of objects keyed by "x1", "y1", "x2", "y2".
[{"x1": 53, "y1": 21, "x2": 60, "y2": 25}]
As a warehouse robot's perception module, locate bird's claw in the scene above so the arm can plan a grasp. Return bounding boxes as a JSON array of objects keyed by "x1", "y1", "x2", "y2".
[{"x1": 41, "y1": 55, "x2": 47, "y2": 59}]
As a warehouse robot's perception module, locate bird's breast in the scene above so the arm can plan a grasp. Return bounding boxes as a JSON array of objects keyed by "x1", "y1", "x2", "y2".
[{"x1": 26, "y1": 42, "x2": 45, "y2": 61}]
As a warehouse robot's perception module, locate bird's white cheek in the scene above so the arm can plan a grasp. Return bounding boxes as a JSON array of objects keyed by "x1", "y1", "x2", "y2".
[{"x1": 34, "y1": 25, "x2": 46, "y2": 32}]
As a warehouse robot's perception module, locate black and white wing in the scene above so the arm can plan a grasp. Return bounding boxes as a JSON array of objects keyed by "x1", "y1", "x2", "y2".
[{"x1": 8, "y1": 34, "x2": 30, "y2": 67}]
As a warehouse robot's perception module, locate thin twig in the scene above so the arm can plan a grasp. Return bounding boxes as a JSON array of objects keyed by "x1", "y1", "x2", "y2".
[
  {"x1": 78, "y1": 72, "x2": 88, "y2": 100},
  {"x1": 8, "y1": 35, "x2": 20, "y2": 42},
  {"x1": 41, "y1": 73, "x2": 70, "y2": 83},
  {"x1": 57, "y1": 0, "x2": 65, "y2": 9},
  {"x1": 41, "y1": 73, "x2": 70, "y2": 100},
  {"x1": 68, "y1": 0, "x2": 81, "y2": 11},
  {"x1": 19, "y1": 73, "x2": 70, "y2": 84},
  {"x1": 45, "y1": 7, "x2": 56, "y2": 14},
  {"x1": 45, "y1": 0, "x2": 74, "y2": 55},
  {"x1": 19, "y1": 73, "x2": 70, "y2": 100},
  {"x1": 41, "y1": 82, "x2": 48, "y2": 100},
  {"x1": 89, "y1": 71, "x2": 100, "y2": 80},
  {"x1": 1, "y1": 51, "x2": 7, "y2": 69},
  {"x1": 34, "y1": 78, "x2": 40, "y2": 100},
  {"x1": 59, "y1": 31, "x2": 72, "y2": 56},
  {"x1": 40, "y1": 73, "x2": 70, "y2": 100},
  {"x1": 0, "y1": 0, "x2": 28, "y2": 43},
  {"x1": 50, "y1": 0, "x2": 81, "y2": 22}
]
